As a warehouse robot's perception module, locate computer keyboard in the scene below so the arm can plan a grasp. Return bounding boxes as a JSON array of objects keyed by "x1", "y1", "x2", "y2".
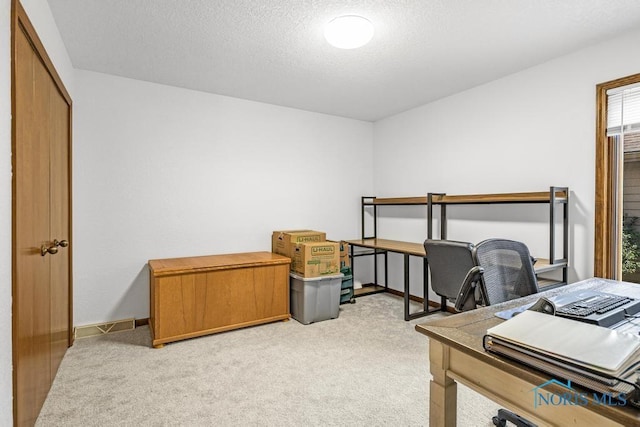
[
  {"x1": 555, "y1": 293, "x2": 640, "y2": 327},
  {"x1": 556, "y1": 294, "x2": 633, "y2": 317}
]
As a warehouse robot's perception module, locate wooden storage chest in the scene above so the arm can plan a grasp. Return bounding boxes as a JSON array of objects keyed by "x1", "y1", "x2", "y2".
[{"x1": 148, "y1": 251, "x2": 291, "y2": 348}]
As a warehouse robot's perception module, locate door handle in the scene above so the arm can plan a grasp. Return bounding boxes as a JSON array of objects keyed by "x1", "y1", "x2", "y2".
[
  {"x1": 40, "y1": 239, "x2": 69, "y2": 256},
  {"x1": 54, "y1": 239, "x2": 69, "y2": 248},
  {"x1": 41, "y1": 244, "x2": 58, "y2": 256}
]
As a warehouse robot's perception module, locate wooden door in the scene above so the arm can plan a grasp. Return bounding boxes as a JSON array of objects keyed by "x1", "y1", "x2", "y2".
[
  {"x1": 12, "y1": 3, "x2": 73, "y2": 426},
  {"x1": 49, "y1": 63, "x2": 71, "y2": 379},
  {"x1": 14, "y1": 21, "x2": 52, "y2": 426}
]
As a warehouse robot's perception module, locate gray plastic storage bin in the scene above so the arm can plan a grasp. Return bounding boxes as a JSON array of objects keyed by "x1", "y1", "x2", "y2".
[{"x1": 290, "y1": 272, "x2": 343, "y2": 324}]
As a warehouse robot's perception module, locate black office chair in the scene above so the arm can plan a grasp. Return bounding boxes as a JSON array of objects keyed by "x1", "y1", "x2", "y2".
[
  {"x1": 473, "y1": 238, "x2": 539, "y2": 306},
  {"x1": 473, "y1": 238, "x2": 539, "y2": 427},
  {"x1": 424, "y1": 238, "x2": 539, "y2": 427},
  {"x1": 423, "y1": 239, "x2": 484, "y2": 312}
]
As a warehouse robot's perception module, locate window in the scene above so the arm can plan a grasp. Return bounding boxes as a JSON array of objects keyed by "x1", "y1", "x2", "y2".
[
  {"x1": 595, "y1": 73, "x2": 640, "y2": 279},
  {"x1": 607, "y1": 84, "x2": 640, "y2": 281}
]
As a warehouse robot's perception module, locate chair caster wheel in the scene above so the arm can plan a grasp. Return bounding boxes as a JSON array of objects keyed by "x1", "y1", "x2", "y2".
[{"x1": 492, "y1": 416, "x2": 506, "y2": 427}]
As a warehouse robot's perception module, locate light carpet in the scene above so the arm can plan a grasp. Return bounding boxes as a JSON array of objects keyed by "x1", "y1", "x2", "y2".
[{"x1": 37, "y1": 293, "x2": 500, "y2": 426}]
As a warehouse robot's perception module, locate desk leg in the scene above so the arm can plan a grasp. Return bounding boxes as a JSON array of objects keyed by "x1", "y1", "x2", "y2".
[
  {"x1": 423, "y1": 257, "x2": 429, "y2": 312},
  {"x1": 404, "y1": 253, "x2": 410, "y2": 321},
  {"x1": 429, "y1": 340, "x2": 457, "y2": 427}
]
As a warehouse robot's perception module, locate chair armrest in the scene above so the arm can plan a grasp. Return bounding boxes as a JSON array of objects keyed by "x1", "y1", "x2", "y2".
[{"x1": 454, "y1": 266, "x2": 484, "y2": 312}]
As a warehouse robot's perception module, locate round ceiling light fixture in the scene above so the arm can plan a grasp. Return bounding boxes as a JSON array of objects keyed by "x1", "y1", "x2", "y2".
[{"x1": 324, "y1": 15, "x2": 374, "y2": 49}]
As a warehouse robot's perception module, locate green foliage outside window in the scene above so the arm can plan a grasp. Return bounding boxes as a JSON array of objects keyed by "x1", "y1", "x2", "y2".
[{"x1": 622, "y1": 214, "x2": 640, "y2": 274}]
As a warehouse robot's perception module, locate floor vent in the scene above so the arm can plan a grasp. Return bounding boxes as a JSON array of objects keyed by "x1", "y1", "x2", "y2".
[{"x1": 74, "y1": 318, "x2": 135, "y2": 339}]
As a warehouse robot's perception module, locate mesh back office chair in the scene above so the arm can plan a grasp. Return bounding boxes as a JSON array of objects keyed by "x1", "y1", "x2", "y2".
[
  {"x1": 423, "y1": 239, "x2": 484, "y2": 312},
  {"x1": 473, "y1": 238, "x2": 539, "y2": 427},
  {"x1": 473, "y1": 238, "x2": 539, "y2": 305},
  {"x1": 424, "y1": 238, "x2": 539, "y2": 427}
]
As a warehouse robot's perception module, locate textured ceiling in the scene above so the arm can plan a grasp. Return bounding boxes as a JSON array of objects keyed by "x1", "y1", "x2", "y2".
[{"x1": 48, "y1": 0, "x2": 640, "y2": 121}]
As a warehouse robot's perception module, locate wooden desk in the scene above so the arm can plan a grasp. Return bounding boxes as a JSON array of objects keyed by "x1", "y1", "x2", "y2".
[
  {"x1": 415, "y1": 278, "x2": 640, "y2": 426},
  {"x1": 148, "y1": 251, "x2": 291, "y2": 348},
  {"x1": 346, "y1": 238, "x2": 426, "y2": 257},
  {"x1": 346, "y1": 238, "x2": 566, "y2": 321},
  {"x1": 345, "y1": 238, "x2": 441, "y2": 321}
]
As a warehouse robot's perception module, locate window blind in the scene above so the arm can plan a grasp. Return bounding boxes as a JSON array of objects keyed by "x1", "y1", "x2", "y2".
[{"x1": 607, "y1": 83, "x2": 640, "y2": 136}]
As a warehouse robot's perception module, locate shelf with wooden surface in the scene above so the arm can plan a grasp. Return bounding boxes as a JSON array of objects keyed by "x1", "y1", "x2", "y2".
[
  {"x1": 346, "y1": 238, "x2": 566, "y2": 289},
  {"x1": 532, "y1": 258, "x2": 568, "y2": 274},
  {"x1": 354, "y1": 284, "x2": 387, "y2": 297},
  {"x1": 344, "y1": 236, "x2": 437, "y2": 321},
  {"x1": 363, "y1": 196, "x2": 428, "y2": 205},
  {"x1": 533, "y1": 259, "x2": 570, "y2": 290},
  {"x1": 427, "y1": 188, "x2": 568, "y2": 205},
  {"x1": 363, "y1": 189, "x2": 569, "y2": 207},
  {"x1": 427, "y1": 186, "x2": 570, "y2": 288},
  {"x1": 345, "y1": 238, "x2": 426, "y2": 257}
]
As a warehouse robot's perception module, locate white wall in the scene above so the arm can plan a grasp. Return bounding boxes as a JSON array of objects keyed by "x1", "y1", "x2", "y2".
[
  {"x1": 372, "y1": 27, "x2": 640, "y2": 297},
  {"x1": 1, "y1": 0, "x2": 75, "y2": 423},
  {"x1": 73, "y1": 70, "x2": 374, "y2": 325}
]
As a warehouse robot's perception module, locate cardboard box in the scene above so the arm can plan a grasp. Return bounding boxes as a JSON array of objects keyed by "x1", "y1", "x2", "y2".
[
  {"x1": 328, "y1": 239, "x2": 351, "y2": 268},
  {"x1": 291, "y1": 241, "x2": 340, "y2": 277},
  {"x1": 272, "y1": 230, "x2": 326, "y2": 258},
  {"x1": 339, "y1": 241, "x2": 351, "y2": 268}
]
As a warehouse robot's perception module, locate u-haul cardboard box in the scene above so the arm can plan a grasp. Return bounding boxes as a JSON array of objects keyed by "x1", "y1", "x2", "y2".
[
  {"x1": 328, "y1": 239, "x2": 351, "y2": 268},
  {"x1": 291, "y1": 241, "x2": 340, "y2": 277},
  {"x1": 272, "y1": 230, "x2": 326, "y2": 258}
]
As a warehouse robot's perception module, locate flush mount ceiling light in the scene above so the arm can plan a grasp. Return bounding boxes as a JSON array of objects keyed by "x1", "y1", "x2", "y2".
[{"x1": 324, "y1": 15, "x2": 374, "y2": 49}]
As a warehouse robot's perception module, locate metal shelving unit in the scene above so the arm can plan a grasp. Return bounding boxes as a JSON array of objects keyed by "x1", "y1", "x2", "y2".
[
  {"x1": 427, "y1": 186, "x2": 570, "y2": 288},
  {"x1": 346, "y1": 187, "x2": 570, "y2": 320}
]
